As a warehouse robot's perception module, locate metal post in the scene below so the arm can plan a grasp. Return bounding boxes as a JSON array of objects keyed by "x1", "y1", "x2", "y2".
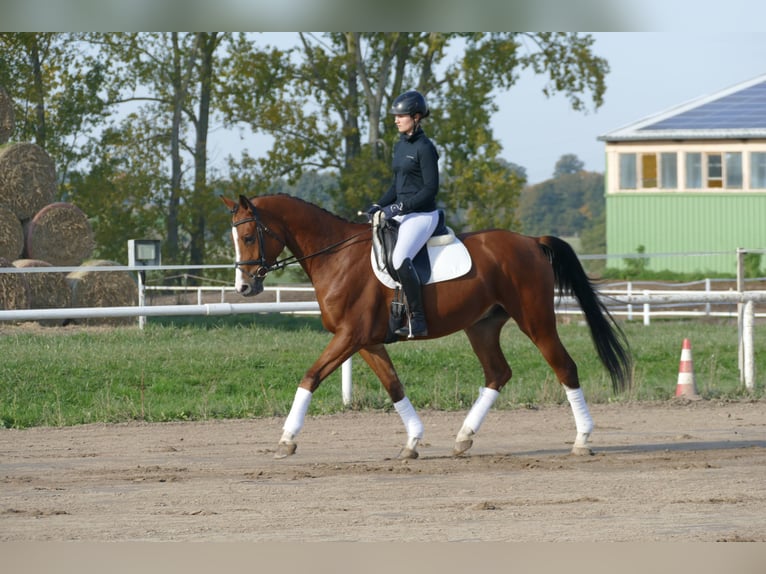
[
  {"x1": 137, "y1": 270, "x2": 146, "y2": 330},
  {"x1": 743, "y1": 300, "x2": 755, "y2": 391},
  {"x1": 736, "y1": 248, "x2": 745, "y2": 383},
  {"x1": 642, "y1": 289, "x2": 650, "y2": 326},
  {"x1": 341, "y1": 357, "x2": 353, "y2": 406}
]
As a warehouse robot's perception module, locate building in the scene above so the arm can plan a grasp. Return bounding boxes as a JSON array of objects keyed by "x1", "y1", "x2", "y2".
[{"x1": 599, "y1": 73, "x2": 766, "y2": 274}]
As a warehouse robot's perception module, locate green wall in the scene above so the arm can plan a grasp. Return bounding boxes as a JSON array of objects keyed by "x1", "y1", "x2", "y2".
[{"x1": 606, "y1": 193, "x2": 766, "y2": 274}]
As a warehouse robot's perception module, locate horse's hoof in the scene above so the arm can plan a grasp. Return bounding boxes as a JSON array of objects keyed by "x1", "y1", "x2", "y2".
[
  {"x1": 397, "y1": 447, "x2": 419, "y2": 460},
  {"x1": 274, "y1": 441, "x2": 297, "y2": 459},
  {"x1": 570, "y1": 445, "x2": 593, "y2": 456},
  {"x1": 452, "y1": 438, "x2": 474, "y2": 456}
]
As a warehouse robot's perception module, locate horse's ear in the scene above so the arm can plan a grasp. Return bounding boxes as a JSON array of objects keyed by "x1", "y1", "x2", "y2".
[
  {"x1": 220, "y1": 196, "x2": 238, "y2": 214},
  {"x1": 239, "y1": 195, "x2": 256, "y2": 213}
]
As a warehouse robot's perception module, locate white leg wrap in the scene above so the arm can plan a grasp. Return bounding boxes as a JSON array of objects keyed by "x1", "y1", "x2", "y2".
[
  {"x1": 458, "y1": 387, "x2": 500, "y2": 440},
  {"x1": 394, "y1": 396, "x2": 424, "y2": 440},
  {"x1": 565, "y1": 386, "x2": 593, "y2": 435},
  {"x1": 282, "y1": 387, "x2": 313, "y2": 440}
]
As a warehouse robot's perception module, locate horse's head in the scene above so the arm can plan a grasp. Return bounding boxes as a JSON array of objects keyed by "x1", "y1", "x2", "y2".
[{"x1": 221, "y1": 195, "x2": 285, "y2": 297}]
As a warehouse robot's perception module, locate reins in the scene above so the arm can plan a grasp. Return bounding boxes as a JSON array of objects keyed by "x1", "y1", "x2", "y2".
[{"x1": 232, "y1": 207, "x2": 370, "y2": 278}]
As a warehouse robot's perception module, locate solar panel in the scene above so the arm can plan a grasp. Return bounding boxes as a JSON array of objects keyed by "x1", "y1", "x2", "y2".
[{"x1": 641, "y1": 80, "x2": 766, "y2": 130}]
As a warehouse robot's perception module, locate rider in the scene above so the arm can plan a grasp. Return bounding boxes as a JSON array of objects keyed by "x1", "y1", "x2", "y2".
[{"x1": 367, "y1": 90, "x2": 440, "y2": 338}]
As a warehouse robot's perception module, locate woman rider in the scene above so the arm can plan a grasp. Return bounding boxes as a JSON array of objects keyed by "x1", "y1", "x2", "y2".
[{"x1": 367, "y1": 89, "x2": 440, "y2": 338}]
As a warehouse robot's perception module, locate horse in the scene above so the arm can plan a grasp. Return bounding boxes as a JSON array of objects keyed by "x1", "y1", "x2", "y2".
[{"x1": 221, "y1": 193, "x2": 632, "y2": 460}]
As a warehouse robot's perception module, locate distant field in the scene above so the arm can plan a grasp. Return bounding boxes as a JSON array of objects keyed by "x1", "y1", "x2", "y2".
[{"x1": 1, "y1": 314, "x2": 763, "y2": 428}]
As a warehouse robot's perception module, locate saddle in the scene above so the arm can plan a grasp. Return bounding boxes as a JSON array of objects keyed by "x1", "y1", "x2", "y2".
[
  {"x1": 371, "y1": 210, "x2": 472, "y2": 288},
  {"x1": 370, "y1": 210, "x2": 472, "y2": 342}
]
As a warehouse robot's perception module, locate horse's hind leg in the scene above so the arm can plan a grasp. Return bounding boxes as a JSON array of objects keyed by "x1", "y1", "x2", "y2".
[
  {"x1": 453, "y1": 314, "x2": 512, "y2": 456},
  {"x1": 358, "y1": 344, "x2": 423, "y2": 460}
]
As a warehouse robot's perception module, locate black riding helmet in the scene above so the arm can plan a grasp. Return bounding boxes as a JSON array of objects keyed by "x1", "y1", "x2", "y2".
[{"x1": 389, "y1": 90, "x2": 430, "y2": 118}]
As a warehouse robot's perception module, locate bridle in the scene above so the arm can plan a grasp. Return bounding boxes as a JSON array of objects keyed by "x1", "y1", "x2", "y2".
[
  {"x1": 231, "y1": 209, "x2": 284, "y2": 278},
  {"x1": 231, "y1": 200, "x2": 370, "y2": 279}
]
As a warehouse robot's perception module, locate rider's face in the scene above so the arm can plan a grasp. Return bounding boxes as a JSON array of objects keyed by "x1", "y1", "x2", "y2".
[{"x1": 394, "y1": 114, "x2": 416, "y2": 136}]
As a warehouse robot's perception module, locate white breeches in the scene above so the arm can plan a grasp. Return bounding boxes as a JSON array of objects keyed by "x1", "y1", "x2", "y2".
[{"x1": 391, "y1": 210, "x2": 439, "y2": 269}]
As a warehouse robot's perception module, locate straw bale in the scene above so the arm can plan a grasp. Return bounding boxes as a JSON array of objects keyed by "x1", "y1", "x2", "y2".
[
  {"x1": 0, "y1": 206, "x2": 24, "y2": 261},
  {"x1": 0, "y1": 86, "x2": 14, "y2": 144},
  {"x1": 66, "y1": 259, "x2": 137, "y2": 326},
  {"x1": 24, "y1": 202, "x2": 95, "y2": 266},
  {"x1": 0, "y1": 142, "x2": 57, "y2": 220},
  {"x1": 0, "y1": 256, "x2": 30, "y2": 311},
  {"x1": 13, "y1": 258, "x2": 72, "y2": 326}
]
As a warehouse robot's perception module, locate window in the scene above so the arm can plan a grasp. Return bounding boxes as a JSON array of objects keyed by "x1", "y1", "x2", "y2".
[
  {"x1": 684, "y1": 151, "x2": 742, "y2": 189},
  {"x1": 707, "y1": 153, "x2": 723, "y2": 188},
  {"x1": 725, "y1": 152, "x2": 742, "y2": 188},
  {"x1": 686, "y1": 152, "x2": 702, "y2": 188},
  {"x1": 641, "y1": 154, "x2": 657, "y2": 188},
  {"x1": 751, "y1": 152, "x2": 766, "y2": 188},
  {"x1": 619, "y1": 153, "x2": 636, "y2": 189},
  {"x1": 660, "y1": 152, "x2": 677, "y2": 188}
]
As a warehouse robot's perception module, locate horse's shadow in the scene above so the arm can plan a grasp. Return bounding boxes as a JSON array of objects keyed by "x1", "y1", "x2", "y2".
[{"x1": 513, "y1": 439, "x2": 766, "y2": 458}]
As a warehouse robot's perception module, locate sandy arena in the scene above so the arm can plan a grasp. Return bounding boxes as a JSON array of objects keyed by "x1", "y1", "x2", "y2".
[{"x1": 1, "y1": 400, "x2": 765, "y2": 542}]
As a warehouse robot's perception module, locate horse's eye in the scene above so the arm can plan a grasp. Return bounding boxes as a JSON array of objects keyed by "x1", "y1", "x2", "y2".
[{"x1": 243, "y1": 235, "x2": 256, "y2": 245}]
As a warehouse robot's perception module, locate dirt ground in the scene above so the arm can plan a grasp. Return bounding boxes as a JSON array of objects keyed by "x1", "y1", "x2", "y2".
[{"x1": 2, "y1": 400, "x2": 766, "y2": 542}]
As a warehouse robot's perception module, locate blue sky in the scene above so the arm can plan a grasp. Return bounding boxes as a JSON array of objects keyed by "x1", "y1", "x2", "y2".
[{"x1": 497, "y1": 32, "x2": 766, "y2": 183}]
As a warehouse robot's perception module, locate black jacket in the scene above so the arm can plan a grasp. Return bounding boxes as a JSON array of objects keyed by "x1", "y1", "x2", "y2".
[{"x1": 377, "y1": 127, "x2": 439, "y2": 213}]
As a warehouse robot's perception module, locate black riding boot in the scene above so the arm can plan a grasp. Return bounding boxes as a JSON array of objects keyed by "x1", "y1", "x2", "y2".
[{"x1": 394, "y1": 258, "x2": 428, "y2": 338}]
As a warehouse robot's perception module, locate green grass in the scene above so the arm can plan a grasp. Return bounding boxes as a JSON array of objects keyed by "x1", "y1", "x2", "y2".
[{"x1": 1, "y1": 315, "x2": 763, "y2": 428}]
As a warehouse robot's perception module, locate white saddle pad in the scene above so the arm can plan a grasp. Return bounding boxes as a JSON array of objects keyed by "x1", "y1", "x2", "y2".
[{"x1": 371, "y1": 230, "x2": 472, "y2": 289}]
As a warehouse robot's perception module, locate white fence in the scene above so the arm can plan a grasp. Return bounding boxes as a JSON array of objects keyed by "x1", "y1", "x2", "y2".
[{"x1": 1, "y1": 264, "x2": 764, "y2": 396}]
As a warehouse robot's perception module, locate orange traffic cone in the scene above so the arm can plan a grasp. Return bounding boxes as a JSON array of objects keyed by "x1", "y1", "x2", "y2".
[{"x1": 675, "y1": 338, "x2": 699, "y2": 398}]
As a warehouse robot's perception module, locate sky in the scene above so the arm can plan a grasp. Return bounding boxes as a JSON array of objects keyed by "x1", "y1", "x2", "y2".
[
  {"x1": 497, "y1": 32, "x2": 766, "y2": 184},
  {"x1": 206, "y1": 31, "x2": 766, "y2": 186}
]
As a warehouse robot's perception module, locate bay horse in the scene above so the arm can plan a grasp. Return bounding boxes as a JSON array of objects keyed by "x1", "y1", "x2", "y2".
[{"x1": 221, "y1": 194, "x2": 632, "y2": 460}]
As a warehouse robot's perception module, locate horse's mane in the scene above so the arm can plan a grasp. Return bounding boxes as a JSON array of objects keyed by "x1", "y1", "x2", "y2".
[{"x1": 255, "y1": 193, "x2": 358, "y2": 225}]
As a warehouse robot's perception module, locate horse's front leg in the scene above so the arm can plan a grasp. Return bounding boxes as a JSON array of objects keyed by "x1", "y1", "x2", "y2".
[
  {"x1": 358, "y1": 345, "x2": 423, "y2": 460},
  {"x1": 275, "y1": 334, "x2": 357, "y2": 459}
]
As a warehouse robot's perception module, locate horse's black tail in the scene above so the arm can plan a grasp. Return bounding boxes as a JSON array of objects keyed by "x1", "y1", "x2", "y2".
[{"x1": 538, "y1": 235, "x2": 633, "y2": 393}]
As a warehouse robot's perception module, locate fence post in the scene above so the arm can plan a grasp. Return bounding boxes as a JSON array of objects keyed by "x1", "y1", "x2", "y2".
[
  {"x1": 137, "y1": 271, "x2": 146, "y2": 330},
  {"x1": 743, "y1": 300, "x2": 755, "y2": 391},
  {"x1": 737, "y1": 248, "x2": 745, "y2": 382},
  {"x1": 342, "y1": 357, "x2": 353, "y2": 406},
  {"x1": 642, "y1": 289, "x2": 650, "y2": 326},
  {"x1": 627, "y1": 281, "x2": 633, "y2": 321}
]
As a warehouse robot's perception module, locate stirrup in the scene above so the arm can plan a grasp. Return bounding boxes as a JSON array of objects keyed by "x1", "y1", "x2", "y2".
[{"x1": 395, "y1": 315, "x2": 428, "y2": 339}]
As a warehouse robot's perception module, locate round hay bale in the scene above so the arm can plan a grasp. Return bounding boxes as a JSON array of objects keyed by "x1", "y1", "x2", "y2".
[
  {"x1": 0, "y1": 86, "x2": 15, "y2": 144},
  {"x1": 66, "y1": 259, "x2": 137, "y2": 326},
  {"x1": 0, "y1": 206, "x2": 24, "y2": 261},
  {"x1": 0, "y1": 256, "x2": 30, "y2": 311},
  {"x1": 0, "y1": 142, "x2": 57, "y2": 220},
  {"x1": 24, "y1": 202, "x2": 95, "y2": 266},
  {"x1": 13, "y1": 258, "x2": 72, "y2": 326}
]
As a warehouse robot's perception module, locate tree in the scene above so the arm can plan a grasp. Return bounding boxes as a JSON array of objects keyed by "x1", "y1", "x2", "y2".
[
  {"x1": 0, "y1": 33, "x2": 108, "y2": 187},
  {"x1": 227, "y1": 32, "x2": 608, "y2": 230},
  {"x1": 517, "y1": 156, "x2": 604, "y2": 239},
  {"x1": 1, "y1": 33, "x2": 610, "y2": 269},
  {"x1": 553, "y1": 153, "x2": 585, "y2": 178}
]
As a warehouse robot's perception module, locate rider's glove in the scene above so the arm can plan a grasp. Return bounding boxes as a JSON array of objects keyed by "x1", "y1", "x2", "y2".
[{"x1": 381, "y1": 202, "x2": 403, "y2": 220}]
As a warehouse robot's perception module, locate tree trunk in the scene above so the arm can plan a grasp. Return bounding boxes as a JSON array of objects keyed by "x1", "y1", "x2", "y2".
[{"x1": 189, "y1": 33, "x2": 217, "y2": 273}]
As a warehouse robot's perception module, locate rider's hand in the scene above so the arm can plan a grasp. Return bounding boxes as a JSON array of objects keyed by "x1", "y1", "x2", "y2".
[
  {"x1": 365, "y1": 204, "x2": 381, "y2": 217},
  {"x1": 381, "y1": 202, "x2": 403, "y2": 220}
]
